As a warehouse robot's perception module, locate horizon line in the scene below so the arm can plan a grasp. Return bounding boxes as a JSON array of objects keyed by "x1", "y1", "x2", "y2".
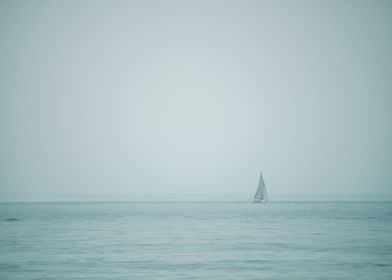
[{"x1": 1, "y1": 200, "x2": 391, "y2": 204}]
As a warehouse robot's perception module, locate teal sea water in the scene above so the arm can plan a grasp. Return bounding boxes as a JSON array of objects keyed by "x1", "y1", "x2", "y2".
[{"x1": 1, "y1": 202, "x2": 391, "y2": 279}]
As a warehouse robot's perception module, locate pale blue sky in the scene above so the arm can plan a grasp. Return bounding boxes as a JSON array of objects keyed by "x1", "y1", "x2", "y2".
[{"x1": 1, "y1": 0, "x2": 391, "y2": 201}]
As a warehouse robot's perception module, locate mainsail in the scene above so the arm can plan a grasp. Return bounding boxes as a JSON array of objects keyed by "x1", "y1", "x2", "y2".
[{"x1": 253, "y1": 172, "x2": 268, "y2": 203}]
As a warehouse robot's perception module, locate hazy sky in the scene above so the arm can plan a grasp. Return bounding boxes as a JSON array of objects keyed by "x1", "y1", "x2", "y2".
[{"x1": 1, "y1": 0, "x2": 391, "y2": 201}]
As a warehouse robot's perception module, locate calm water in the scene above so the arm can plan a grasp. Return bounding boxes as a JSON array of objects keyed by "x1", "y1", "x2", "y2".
[{"x1": 1, "y1": 202, "x2": 391, "y2": 279}]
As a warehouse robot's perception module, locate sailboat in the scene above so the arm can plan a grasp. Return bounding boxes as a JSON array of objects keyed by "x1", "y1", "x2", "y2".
[{"x1": 253, "y1": 172, "x2": 268, "y2": 203}]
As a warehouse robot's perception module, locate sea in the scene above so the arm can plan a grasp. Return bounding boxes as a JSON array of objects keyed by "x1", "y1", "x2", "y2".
[{"x1": 0, "y1": 202, "x2": 391, "y2": 280}]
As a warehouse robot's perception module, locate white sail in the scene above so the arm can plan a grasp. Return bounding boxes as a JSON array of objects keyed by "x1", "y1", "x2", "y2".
[{"x1": 253, "y1": 172, "x2": 268, "y2": 203}]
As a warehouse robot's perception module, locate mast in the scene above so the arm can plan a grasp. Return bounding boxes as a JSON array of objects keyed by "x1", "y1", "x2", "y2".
[{"x1": 260, "y1": 172, "x2": 268, "y2": 202}]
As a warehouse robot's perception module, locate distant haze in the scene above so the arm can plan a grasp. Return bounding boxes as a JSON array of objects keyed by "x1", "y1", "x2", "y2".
[{"x1": 1, "y1": 0, "x2": 391, "y2": 201}]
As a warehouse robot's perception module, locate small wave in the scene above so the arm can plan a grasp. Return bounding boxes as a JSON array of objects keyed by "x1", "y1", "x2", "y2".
[
  {"x1": 4, "y1": 218, "x2": 20, "y2": 222},
  {"x1": 375, "y1": 263, "x2": 389, "y2": 267},
  {"x1": 0, "y1": 263, "x2": 19, "y2": 270}
]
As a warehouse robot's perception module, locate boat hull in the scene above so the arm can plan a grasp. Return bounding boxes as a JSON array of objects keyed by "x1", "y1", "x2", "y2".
[{"x1": 252, "y1": 199, "x2": 267, "y2": 203}]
